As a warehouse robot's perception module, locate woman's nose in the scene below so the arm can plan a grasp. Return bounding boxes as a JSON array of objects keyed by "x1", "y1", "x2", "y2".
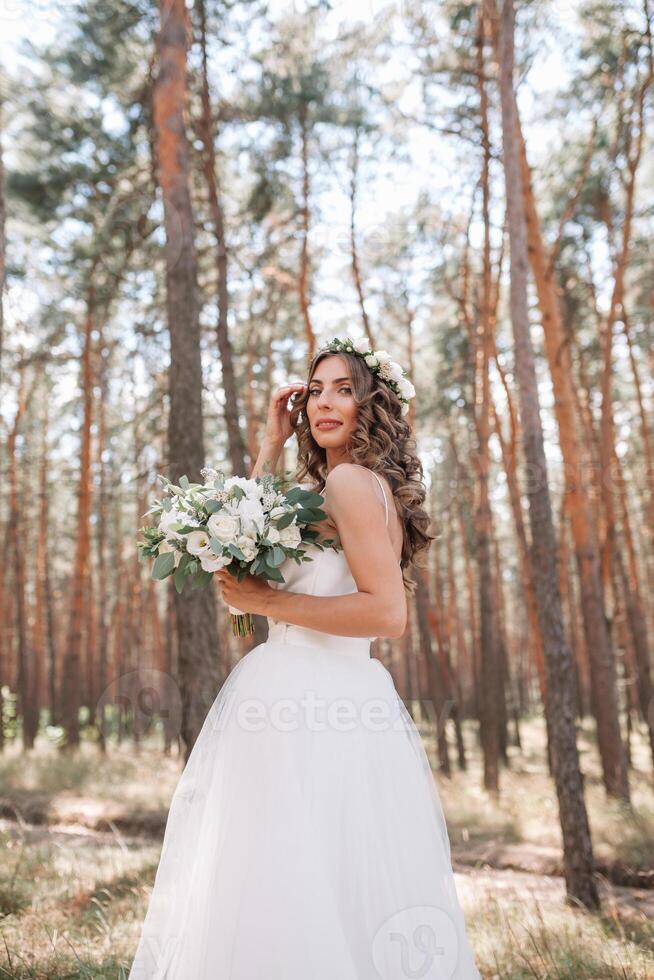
[{"x1": 317, "y1": 390, "x2": 332, "y2": 407}]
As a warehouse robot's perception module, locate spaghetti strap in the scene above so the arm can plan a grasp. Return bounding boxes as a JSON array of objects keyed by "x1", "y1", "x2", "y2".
[{"x1": 370, "y1": 470, "x2": 389, "y2": 527}]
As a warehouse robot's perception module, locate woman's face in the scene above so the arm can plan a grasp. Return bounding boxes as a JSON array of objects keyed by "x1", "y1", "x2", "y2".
[{"x1": 305, "y1": 355, "x2": 358, "y2": 450}]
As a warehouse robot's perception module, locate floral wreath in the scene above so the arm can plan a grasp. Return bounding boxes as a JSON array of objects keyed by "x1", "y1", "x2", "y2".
[{"x1": 316, "y1": 336, "x2": 416, "y2": 416}]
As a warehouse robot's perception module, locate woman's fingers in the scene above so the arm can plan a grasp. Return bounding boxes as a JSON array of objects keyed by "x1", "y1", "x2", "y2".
[{"x1": 271, "y1": 384, "x2": 305, "y2": 412}]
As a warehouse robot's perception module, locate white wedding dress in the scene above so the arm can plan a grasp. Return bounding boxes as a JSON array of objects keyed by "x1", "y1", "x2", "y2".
[{"x1": 128, "y1": 474, "x2": 481, "y2": 979}]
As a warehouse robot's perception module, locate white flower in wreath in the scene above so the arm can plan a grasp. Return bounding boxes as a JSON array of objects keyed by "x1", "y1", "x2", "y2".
[
  {"x1": 353, "y1": 337, "x2": 370, "y2": 354},
  {"x1": 398, "y1": 376, "x2": 415, "y2": 399},
  {"x1": 388, "y1": 361, "x2": 404, "y2": 382},
  {"x1": 266, "y1": 526, "x2": 281, "y2": 544},
  {"x1": 401, "y1": 402, "x2": 410, "y2": 416},
  {"x1": 364, "y1": 353, "x2": 379, "y2": 369},
  {"x1": 374, "y1": 349, "x2": 392, "y2": 366}
]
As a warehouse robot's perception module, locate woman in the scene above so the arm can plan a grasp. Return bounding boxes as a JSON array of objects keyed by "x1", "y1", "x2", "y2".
[{"x1": 127, "y1": 338, "x2": 481, "y2": 979}]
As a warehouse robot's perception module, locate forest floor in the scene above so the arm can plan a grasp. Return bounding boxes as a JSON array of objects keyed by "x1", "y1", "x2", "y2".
[{"x1": 0, "y1": 715, "x2": 652, "y2": 979}]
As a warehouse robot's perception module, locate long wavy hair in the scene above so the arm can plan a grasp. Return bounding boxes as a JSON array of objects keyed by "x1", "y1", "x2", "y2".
[{"x1": 289, "y1": 349, "x2": 435, "y2": 595}]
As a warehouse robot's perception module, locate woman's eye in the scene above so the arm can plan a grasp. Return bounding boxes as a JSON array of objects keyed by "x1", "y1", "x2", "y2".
[{"x1": 308, "y1": 386, "x2": 351, "y2": 396}]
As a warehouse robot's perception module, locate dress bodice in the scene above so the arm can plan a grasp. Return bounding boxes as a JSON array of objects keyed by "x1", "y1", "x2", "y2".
[
  {"x1": 267, "y1": 542, "x2": 375, "y2": 657},
  {"x1": 266, "y1": 473, "x2": 396, "y2": 657}
]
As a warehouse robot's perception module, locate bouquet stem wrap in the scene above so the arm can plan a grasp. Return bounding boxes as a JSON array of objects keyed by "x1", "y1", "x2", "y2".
[{"x1": 228, "y1": 606, "x2": 255, "y2": 637}]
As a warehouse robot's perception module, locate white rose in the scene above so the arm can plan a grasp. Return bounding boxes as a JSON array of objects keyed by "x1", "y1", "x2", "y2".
[
  {"x1": 207, "y1": 512, "x2": 241, "y2": 543},
  {"x1": 237, "y1": 535, "x2": 257, "y2": 561},
  {"x1": 364, "y1": 354, "x2": 379, "y2": 369},
  {"x1": 266, "y1": 526, "x2": 281, "y2": 544},
  {"x1": 401, "y1": 401, "x2": 410, "y2": 416},
  {"x1": 186, "y1": 530, "x2": 213, "y2": 555},
  {"x1": 279, "y1": 522, "x2": 302, "y2": 549},
  {"x1": 374, "y1": 349, "x2": 392, "y2": 366},
  {"x1": 388, "y1": 361, "x2": 403, "y2": 382},
  {"x1": 200, "y1": 553, "x2": 230, "y2": 572},
  {"x1": 353, "y1": 337, "x2": 370, "y2": 354}
]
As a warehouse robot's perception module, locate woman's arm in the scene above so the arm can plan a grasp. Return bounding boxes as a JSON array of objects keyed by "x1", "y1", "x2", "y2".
[
  {"x1": 262, "y1": 463, "x2": 407, "y2": 639},
  {"x1": 249, "y1": 383, "x2": 306, "y2": 479},
  {"x1": 250, "y1": 438, "x2": 283, "y2": 479}
]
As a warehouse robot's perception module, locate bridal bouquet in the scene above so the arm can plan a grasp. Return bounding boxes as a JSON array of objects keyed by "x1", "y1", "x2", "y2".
[{"x1": 137, "y1": 467, "x2": 337, "y2": 637}]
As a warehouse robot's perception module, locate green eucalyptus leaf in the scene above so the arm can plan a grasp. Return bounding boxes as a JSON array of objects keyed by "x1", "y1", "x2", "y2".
[
  {"x1": 152, "y1": 552, "x2": 176, "y2": 580},
  {"x1": 189, "y1": 570, "x2": 211, "y2": 590},
  {"x1": 275, "y1": 512, "x2": 296, "y2": 530},
  {"x1": 295, "y1": 507, "x2": 326, "y2": 523},
  {"x1": 268, "y1": 545, "x2": 286, "y2": 567}
]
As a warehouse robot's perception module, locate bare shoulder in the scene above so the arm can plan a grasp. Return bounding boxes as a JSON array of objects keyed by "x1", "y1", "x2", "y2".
[
  {"x1": 324, "y1": 463, "x2": 378, "y2": 496},
  {"x1": 324, "y1": 465, "x2": 391, "y2": 527}
]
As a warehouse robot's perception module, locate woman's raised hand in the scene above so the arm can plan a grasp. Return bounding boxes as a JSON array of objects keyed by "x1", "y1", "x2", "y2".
[{"x1": 262, "y1": 383, "x2": 306, "y2": 448}]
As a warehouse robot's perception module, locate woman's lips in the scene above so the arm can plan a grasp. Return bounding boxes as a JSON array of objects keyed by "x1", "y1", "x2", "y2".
[{"x1": 316, "y1": 421, "x2": 342, "y2": 430}]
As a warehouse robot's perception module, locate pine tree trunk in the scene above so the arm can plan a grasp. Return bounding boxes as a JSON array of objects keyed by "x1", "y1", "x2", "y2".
[
  {"x1": 153, "y1": 0, "x2": 224, "y2": 760},
  {"x1": 60, "y1": 282, "x2": 96, "y2": 750},
  {"x1": 476, "y1": 18, "x2": 501, "y2": 791},
  {"x1": 416, "y1": 568, "x2": 451, "y2": 775},
  {"x1": 13, "y1": 377, "x2": 37, "y2": 749},
  {"x1": 348, "y1": 123, "x2": 376, "y2": 349},
  {"x1": 482, "y1": 5, "x2": 631, "y2": 800},
  {"x1": 493, "y1": 0, "x2": 599, "y2": 910},
  {"x1": 0, "y1": 96, "x2": 5, "y2": 389},
  {"x1": 298, "y1": 106, "x2": 316, "y2": 358},
  {"x1": 96, "y1": 331, "x2": 110, "y2": 752},
  {"x1": 195, "y1": 0, "x2": 247, "y2": 475}
]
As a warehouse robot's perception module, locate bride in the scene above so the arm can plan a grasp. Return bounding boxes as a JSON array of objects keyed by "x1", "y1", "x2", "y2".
[{"x1": 127, "y1": 337, "x2": 481, "y2": 979}]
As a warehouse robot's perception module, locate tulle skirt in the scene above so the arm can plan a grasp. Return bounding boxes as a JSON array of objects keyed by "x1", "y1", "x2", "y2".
[{"x1": 127, "y1": 629, "x2": 481, "y2": 979}]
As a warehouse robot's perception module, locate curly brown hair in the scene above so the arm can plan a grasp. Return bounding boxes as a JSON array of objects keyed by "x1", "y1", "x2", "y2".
[{"x1": 289, "y1": 349, "x2": 435, "y2": 595}]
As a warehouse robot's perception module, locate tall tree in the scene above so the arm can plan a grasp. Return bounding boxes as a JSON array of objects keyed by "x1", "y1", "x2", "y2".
[
  {"x1": 491, "y1": 0, "x2": 599, "y2": 909},
  {"x1": 485, "y1": 0, "x2": 630, "y2": 801},
  {"x1": 153, "y1": 0, "x2": 224, "y2": 758},
  {"x1": 194, "y1": 0, "x2": 248, "y2": 475}
]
